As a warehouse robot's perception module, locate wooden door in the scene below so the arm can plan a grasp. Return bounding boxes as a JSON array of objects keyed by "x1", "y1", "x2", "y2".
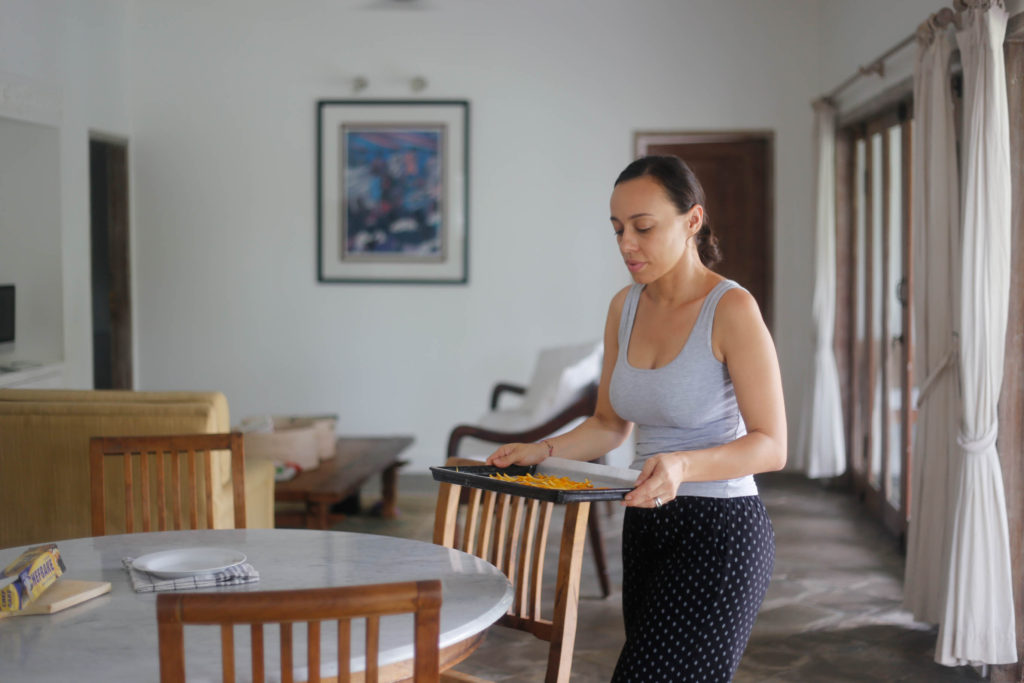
[
  {"x1": 89, "y1": 137, "x2": 133, "y2": 390},
  {"x1": 634, "y1": 132, "x2": 774, "y2": 329}
]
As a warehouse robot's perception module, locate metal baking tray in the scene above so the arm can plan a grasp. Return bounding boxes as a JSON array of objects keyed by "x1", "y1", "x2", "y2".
[{"x1": 430, "y1": 457, "x2": 638, "y2": 504}]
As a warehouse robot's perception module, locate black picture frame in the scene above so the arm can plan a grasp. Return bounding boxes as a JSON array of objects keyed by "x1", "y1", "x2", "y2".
[{"x1": 316, "y1": 99, "x2": 469, "y2": 284}]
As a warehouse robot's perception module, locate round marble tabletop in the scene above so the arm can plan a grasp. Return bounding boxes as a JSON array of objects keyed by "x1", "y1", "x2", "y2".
[{"x1": 0, "y1": 529, "x2": 513, "y2": 682}]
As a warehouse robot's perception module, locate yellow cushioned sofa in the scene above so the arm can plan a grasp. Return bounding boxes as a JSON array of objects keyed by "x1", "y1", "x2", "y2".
[{"x1": 0, "y1": 389, "x2": 275, "y2": 549}]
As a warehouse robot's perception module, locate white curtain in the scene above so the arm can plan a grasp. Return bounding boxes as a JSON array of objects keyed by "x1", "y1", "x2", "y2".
[
  {"x1": 902, "y1": 17, "x2": 961, "y2": 627},
  {"x1": 937, "y1": 2, "x2": 1017, "y2": 666},
  {"x1": 796, "y1": 100, "x2": 846, "y2": 478}
]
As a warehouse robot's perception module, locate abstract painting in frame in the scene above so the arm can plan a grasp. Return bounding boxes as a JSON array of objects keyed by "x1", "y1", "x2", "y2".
[{"x1": 317, "y1": 99, "x2": 469, "y2": 284}]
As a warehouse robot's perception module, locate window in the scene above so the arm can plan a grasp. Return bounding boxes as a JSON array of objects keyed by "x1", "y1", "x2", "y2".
[{"x1": 837, "y1": 102, "x2": 913, "y2": 538}]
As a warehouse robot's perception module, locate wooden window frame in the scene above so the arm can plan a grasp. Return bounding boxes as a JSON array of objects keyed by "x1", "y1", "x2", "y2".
[{"x1": 836, "y1": 100, "x2": 914, "y2": 541}]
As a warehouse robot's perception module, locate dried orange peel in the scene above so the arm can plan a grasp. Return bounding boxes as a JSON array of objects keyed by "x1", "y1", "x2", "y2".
[{"x1": 488, "y1": 472, "x2": 594, "y2": 490}]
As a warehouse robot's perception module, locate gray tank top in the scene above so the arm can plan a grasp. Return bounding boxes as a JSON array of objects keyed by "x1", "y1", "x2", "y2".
[{"x1": 609, "y1": 279, "x2": 758, "y2": 498}]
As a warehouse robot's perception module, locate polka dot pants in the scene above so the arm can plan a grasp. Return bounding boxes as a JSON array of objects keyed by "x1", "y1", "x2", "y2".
[{"x1": 611, "y1": 495, "x2": 774, "y2": 682}]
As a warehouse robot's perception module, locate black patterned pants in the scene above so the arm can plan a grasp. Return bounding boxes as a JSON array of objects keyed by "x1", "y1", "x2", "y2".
[{"x1": 611, "y1": 495, "x2": 775, "y2": 682}]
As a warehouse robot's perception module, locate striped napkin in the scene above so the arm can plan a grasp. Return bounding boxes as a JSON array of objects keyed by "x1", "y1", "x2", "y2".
[{"x1": 121, "y1": 558, "x2": 260, "y2": 593}]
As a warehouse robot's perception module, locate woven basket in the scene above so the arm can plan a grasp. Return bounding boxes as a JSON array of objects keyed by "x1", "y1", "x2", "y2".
[
  {"x1": 272, "y1": 414, "x2": 338, "y2": 461},
  {"x1": 243, "y1": 424, "x2": 320, "y2": 471}
]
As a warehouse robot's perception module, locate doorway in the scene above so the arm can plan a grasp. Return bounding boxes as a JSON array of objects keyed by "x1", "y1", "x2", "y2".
[
  {"x1": 89, "y1": 136, "x2": 133, "y2": 390},
  {"x1": 633, "y1": 132, "x2": 774, "y2": 329}
]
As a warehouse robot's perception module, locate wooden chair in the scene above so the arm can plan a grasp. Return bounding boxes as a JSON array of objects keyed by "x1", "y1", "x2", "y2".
[
  {"x1": 90, "y1": 432, "x2": 247, "y2": 535},
  {"x1": 156, "y1": 580, "x2": 442, "y2": 683},
  {"x1": 434, "y1": 457, "x2": 590, "y2": 683},
  {"x1": 446, "y1": 381, "x2": 612, "y2": 598},
  {"x1": 446, "y1": 380, "x2": 599, "y2": 462}
]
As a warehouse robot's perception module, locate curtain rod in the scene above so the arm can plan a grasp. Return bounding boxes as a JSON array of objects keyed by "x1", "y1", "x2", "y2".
[{"x1": 817, "y1": 3, "x2": 965, "y2": 105}]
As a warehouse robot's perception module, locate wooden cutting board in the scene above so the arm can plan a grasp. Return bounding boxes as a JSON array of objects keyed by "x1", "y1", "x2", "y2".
[{"x1": 0, "y1": 579, "x2": 111, "y2": 618}]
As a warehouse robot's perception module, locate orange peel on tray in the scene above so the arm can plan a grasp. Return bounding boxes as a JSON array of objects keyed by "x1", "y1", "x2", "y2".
[{"x1": 488, "y1": 472, "x2": 595, "y2": 490}]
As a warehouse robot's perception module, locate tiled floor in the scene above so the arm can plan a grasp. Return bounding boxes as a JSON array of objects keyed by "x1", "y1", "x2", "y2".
[{"x1": 331, "y1": 471, "x2": 984, "y2": 682}]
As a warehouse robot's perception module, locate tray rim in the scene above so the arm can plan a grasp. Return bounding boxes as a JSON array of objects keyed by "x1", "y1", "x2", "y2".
[{"x1": 429, "y1": 464, "x2": 634, "y2": 504}]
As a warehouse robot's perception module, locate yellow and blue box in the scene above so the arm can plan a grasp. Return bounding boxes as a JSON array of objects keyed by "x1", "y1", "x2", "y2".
[{"x1": 0, "y1": 544, "x2": 66, "y2": 611}]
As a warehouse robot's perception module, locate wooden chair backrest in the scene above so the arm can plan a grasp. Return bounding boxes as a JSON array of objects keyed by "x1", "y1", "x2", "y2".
[
  {"x1": 90, "y1": 432, "x2": 246, "y2": 535},
  {"x1": 433, "y1": 457, "x2": 589, "y2": 683},
  {"x1": 446, "y1": 381, "x2": 598, "y2": 460},
  {"x1": 156, "y1": 580, "x2": 442, "y2": 683}
]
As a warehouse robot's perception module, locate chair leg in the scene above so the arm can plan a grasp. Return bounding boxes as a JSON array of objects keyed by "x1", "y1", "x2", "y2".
[
  {"x1": 548, "y1": 502, "x2": 589, "y2": 683},
  {"x1": 587, "y1": 509, "x2": 612, "y2": 598}
]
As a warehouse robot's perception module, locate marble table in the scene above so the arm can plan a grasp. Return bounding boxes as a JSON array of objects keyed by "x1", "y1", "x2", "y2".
[{"x1": 0, "y1": 529, "x2": 513, "y2": 682}]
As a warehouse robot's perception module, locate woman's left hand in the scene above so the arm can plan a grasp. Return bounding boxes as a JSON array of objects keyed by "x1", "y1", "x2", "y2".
[{"x1": 623, "y1": 452, "x2": 686, "y2": 508}]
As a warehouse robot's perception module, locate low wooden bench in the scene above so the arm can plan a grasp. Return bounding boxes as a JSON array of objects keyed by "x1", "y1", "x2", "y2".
[{"x1": 273, "y1": 435, "x2": 413, "y2": 530}]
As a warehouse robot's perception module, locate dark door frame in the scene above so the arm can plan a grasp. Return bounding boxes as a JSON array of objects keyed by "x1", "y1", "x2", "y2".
[{"x1": 89, "y1": 132, "x2": 133, "y2": 390}]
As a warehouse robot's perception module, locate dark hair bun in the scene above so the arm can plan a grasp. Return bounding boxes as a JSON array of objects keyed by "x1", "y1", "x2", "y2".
[{"x1": 696, "y1": 223, "x2": 722, "y2": 268}]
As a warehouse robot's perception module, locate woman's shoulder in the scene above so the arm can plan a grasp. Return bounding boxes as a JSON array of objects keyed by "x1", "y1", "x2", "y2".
[
  {"x1": 709, "y1": 284, "x2": 768, "y2": 363},
  {"x1": 713, "y1": 284, "x2": 769, "y2": 355},
  {"x1": 608, "y1": 284, "x2": 637, "y2": 314},
  {"x1": 715, "y1": 283, "x2": 761, "y2": 323},
  {"x1": 603, "y1": 285, "x2": 640, "y2": 336}
]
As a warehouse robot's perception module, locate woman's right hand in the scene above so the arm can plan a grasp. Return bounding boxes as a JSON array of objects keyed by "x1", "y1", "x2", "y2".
[{"x1": 486, "y1": 442, "x2": 549, "y2": 468}]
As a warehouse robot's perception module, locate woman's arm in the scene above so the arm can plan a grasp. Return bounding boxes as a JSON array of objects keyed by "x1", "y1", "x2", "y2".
[
  {"x1": 487, "y1": 289, "x2": 634, "y2": 467},
  {"x1": 624, "y1": 287, "x2": 787, "y2": 507}
]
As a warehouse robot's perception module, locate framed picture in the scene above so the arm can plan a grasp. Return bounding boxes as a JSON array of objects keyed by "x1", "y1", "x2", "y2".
[{"x1": 317, "y1": 99, "x2": 469, "y2": 284}]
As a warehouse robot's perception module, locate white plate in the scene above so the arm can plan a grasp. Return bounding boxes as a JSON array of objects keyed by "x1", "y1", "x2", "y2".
[{"x1": 131, "y1": 547, "x2": 247, "y2": 579}]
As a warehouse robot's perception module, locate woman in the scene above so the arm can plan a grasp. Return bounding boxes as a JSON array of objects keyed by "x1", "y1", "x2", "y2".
[{"x1": 487, "y1": 155, "x2": 786, "y2": 681}]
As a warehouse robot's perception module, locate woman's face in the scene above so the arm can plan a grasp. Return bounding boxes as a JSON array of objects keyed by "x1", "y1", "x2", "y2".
[{"x1": 609, "y1": 175, "x2": 700, "y2": 283}]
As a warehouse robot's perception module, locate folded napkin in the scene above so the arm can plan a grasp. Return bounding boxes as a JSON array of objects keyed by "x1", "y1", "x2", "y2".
[{"x1": 121, "y1": 558, "x2": 260, "y2": 593}]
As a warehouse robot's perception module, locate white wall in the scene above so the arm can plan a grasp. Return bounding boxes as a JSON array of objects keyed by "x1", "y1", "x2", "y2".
[
  {"x1": 0, "y1": 0, "x2": 132, "y2": 386},
  {"x1": 123, "y1": 0, "x2": 820, "y2": 470},
  {"x1": 0, "y1": 117, "x2": 62, "y2": 363},
  {"x1": 817, "y1": 0, "x2": 1024, "y2": 112},
  {"x1": 818, "y1": 0, "x2": 947, "y2": 108}
]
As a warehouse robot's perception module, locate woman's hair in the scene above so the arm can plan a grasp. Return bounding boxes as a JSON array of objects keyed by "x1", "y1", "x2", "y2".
[{"x1": 614, "y1": 155, "x2": 722, "y2": 268}]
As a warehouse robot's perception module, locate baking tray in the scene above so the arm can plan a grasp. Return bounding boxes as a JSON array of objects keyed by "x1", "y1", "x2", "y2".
[{"x1": 430, "y1": 457, "x2": 638, "y2": 504}]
